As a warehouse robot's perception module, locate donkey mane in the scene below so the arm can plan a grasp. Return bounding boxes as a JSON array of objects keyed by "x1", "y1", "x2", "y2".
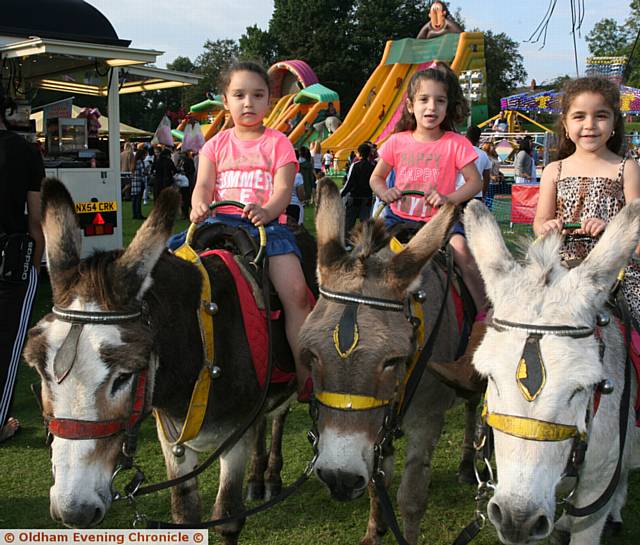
[
  {"x1": 343, "y1": 220, "x2": 391, "y2": 278},
  {"x1": 523, "y1": 233, "x2": 566, "y2": 288},
  {"x1": 349, "y1": 219, "x2": 390, "y2": 256},
  {"x1": 53, "y1": 250, "x2": 125, "y2": 309}
]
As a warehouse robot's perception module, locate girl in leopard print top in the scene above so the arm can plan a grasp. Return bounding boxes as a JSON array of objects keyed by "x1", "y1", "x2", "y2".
[{"x1": 534, "y1": 77, "x2": 640, "y2": 326}]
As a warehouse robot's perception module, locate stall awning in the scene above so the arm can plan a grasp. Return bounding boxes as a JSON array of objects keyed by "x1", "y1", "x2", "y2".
[
  {"x1": 30, "y1": 105, "x2": 152, "y2": 136},
  {"x1": 0, "y1": 36, "x2": 201, "y2": 96}
]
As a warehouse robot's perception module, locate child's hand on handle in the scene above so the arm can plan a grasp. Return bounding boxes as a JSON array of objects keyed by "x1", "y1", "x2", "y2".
[
  {"x1": 380, "y1": 187, "x2": 403, "y2": 203},
  {"x1": 577, "y1": 218, "x2": 607, "y2": 237},
  {"x1": 425, "y1": 189, "x2": 448, "y2": 208},
  {"x1": 539, "y1": 218, "x2": 564, "y2": 236},
  {"x1": 190, "y1": 201, "x2": 211, "y2": 224},
  {"x1": 379, "y1": 187, "x2": 402, "y2": 204},
  {"x1": 243, "y1": 203, "x2": 269, "y2": 226}
]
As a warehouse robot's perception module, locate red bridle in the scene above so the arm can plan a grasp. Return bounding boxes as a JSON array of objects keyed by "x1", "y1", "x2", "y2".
[
  {"x1": 46, "y1": 369, "x2": 149, "y2": 441},
  {"x1": 44, "y1": 305, "x2": 151, "y2": 459}
]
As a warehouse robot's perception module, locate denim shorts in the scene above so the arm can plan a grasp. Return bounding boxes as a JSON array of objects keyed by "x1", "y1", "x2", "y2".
[{"x1": 167, "y1": 214, "x2": 301, "y2": 259}]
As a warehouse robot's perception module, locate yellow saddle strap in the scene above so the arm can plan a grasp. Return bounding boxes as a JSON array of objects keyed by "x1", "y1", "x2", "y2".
[
  {"x1": 389, "y1": 237, "x2": 426, "y2": 410},
  {"x1": 158, "y1": 240, "x2": 215, "y2": 446}
]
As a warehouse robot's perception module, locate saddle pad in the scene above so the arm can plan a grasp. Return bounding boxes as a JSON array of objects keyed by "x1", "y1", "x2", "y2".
[
  {"x1": 449, "y1": 281, "x2": 465, "y2": 335},
  {"x1": 389, "y1": 237, "x2": 465, "y2": 334},
  {"x1": 632, "y1": 329, "x2": 640, "y2": 426},
  {"x1": 200, "y1": 249, "x2": 306, "y2": 387},
  {"x1": 596, "y1": 323, "x2": 640, "y2": 427}
]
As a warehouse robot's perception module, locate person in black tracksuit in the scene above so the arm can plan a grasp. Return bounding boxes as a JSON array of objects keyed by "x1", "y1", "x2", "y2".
[
  {"x1": 341, "y1": 143, "x2": 376, "y2": 234},
  {"x1": 0, "y1": 87, "x2": 44, "y2": 442}
]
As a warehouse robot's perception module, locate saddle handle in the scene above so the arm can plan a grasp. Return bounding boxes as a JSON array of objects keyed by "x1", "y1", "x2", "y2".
[
  {"x1": 185, "y1": 200, "x2": 267, "y2": 267},
  {"x1": 372, "y1": 190, "x2": 426, "y2": 220}
]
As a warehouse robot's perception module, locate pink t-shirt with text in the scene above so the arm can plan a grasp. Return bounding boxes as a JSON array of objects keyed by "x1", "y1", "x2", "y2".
[
  {"x1": 378, "y1": 130, "x2": 477, "y2": 221},
  {"x1": 201, "y1": 127, "x2": 298, "y2": 216}
]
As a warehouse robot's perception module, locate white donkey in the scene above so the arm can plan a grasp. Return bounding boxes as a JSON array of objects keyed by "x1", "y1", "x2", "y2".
[{"x1": 464, "y1": 198, "x2": 640, "y2": 545}]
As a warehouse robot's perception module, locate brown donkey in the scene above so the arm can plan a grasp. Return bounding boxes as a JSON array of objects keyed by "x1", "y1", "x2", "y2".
[
  {"x1": 24, "y1": 179, "x2": 295, "y2": 544},
  {"x1": 299, "y1": 179, "x2": 476, "y2": 545}
]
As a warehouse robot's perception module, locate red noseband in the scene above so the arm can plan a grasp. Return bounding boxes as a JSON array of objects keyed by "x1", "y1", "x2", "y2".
[{"x1": 46, "y1": 369, "x2": 148, "y2": 440}]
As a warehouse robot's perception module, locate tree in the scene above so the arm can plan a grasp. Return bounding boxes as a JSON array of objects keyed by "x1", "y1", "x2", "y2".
[
  {"x1": 266, "y1": 0, "x2": 440, "y2": 109},
  {"x1": 481, "y1": 30, "x2": 527, "y2": 115},
  {"x1": 118, "y1": 56, "x2": 198, "y2": 131},
  {"x1": 585, "y1": 2, "x2": 640, "y2": 87},
  {"x1": 351, "y1": 0, "x2": 429, "y2": 86},
  {"x1": 586, "y1": 18, "x2": 629, "y2": 56},
  {"x1": 164, "y1": 56, "x2": 198, "y2": 110},
  {"x1": 268, "y1": 0, "x2": 358, "y2": 104},
  {"x1": 625, "y1": 0, "x2": 640, "y2": 35},
  {"x1": 239, "y1": 25, "x2": 278, "y2": 66},
  {"x1": 192, "y1": 39, "x2": 240, "y2": 100}
]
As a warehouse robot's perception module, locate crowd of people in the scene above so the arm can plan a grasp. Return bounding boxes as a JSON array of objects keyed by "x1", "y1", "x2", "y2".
[{"x1": 120, "y1": 143, "x2": 197, "y2": 220}]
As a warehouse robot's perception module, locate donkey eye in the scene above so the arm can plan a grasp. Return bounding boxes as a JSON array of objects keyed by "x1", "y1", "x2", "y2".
[
  {"x1": 111, "y1": 373, "x2": 133, "y2": 395},
  {"x1": 567, "y1": 386, "x2": 585, "y2": 404},
  {"x1": 383, "y1": 357, "x2": 404, "y2": 369}
]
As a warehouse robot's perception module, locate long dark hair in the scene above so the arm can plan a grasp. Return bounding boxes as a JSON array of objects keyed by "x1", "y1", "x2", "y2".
[
  {"x1": 394, "y1": 62, "x2": 469, "y2": 133},
  {"x1": 555, "y1": 77, "x2": 624, "y2": 160},
  {"x1": 219, "y1": 60, "x2": 271, "y2": 97}
]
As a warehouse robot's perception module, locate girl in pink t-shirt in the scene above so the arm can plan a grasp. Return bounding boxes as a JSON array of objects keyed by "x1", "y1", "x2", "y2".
[
  {"x1": 190, "y1": 61, "x2": 312, "y2": 400},
  {"x1": 370, "y1": 63, "x2": 486, "y2": 318}
]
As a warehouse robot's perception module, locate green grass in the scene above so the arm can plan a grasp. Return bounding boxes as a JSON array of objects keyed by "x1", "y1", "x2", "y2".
[{"x1": 0, "y1": 197, "x2": 638, "y2": 544}]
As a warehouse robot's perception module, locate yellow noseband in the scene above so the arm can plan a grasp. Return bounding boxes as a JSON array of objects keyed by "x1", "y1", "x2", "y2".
[
  {"x1": 315, "y1": 391, "x2": 391, "y2": 411},
  {"x1": 482, "y1": 405, "x2": 587, "y2": 442}
]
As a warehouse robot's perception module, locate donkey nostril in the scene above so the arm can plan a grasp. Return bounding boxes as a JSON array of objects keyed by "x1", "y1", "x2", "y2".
[
  {"x1": 488, "y1": 501, "x2": 503, "y2": 525},
  {"x1": 531, "y1": 514, "x2": 550, "y2": 537},
  {"x1": 350, "y1": 475, "x2": 366, "y2": 490},
  {"x1": 90, "y1": 506, "x2": 104, "y2": 526},
  {"x1": 316, "y1": 468, "x2": 335, "y2": 488}
]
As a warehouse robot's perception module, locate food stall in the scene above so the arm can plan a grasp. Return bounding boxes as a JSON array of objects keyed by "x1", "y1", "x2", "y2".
[{"x1": 1, "y1": 0, "x2": 202, "y2": 255}]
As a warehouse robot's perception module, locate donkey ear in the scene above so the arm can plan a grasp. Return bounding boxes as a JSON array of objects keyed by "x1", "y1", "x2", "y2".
[
  {"x1": 387, "y1": 202, "x2": 457, "y2": 291},
  {"x1": 116, "y1": 188, "x2": 180, "y2": 299},
  {"x1": 464, "y1": 199, "x2": 519, "y2": 302},
  {"x1": 315, "y1": 178, "x2": 348, "y2": 281},
  {"x1": 570, "y1": 199, "x2": 640, "y2": 299},
  {"x1": 41, "y1": 178, "x2": 81, "y2": 290}
]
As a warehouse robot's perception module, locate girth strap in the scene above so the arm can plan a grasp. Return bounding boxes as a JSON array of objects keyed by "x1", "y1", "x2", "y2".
[{"x1": 163, "y1": 240, "x2": 215, "y2": 446}]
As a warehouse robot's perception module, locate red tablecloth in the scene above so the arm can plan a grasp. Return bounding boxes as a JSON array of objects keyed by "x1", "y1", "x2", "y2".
[{"x1": 511, "y1": 184, "x2": 540, "y2": 224}]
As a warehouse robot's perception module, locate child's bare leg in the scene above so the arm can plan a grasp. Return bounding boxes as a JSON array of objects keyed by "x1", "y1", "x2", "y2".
[
  {"x1": 449, "y1": 234, "x2": 486, "y2": 313},
  {"x1": 268, "y1": 254, "x2": 312, "y2": 390}
]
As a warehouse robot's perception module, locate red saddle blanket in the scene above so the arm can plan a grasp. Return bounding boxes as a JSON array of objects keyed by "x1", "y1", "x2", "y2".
[
  {"x1": 632, "y1": 329, "x2": 640, "y2": 426},
  {"x1": 201, "y1": 250, "x2": 314, "y2": 388},
  {"x1": 595, "y1": 322, "x2": 640, "y2": 426}
]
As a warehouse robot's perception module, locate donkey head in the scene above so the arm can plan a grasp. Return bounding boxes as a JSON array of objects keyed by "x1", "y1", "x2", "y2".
[
  {"x1": 23, "y1": 179, "x2": 178, "y2": 527},
  {"x1": 464, "y1": 199, "x2": 640, "y2": 544},
  {"x1": 300, "y1": 179, "x2": 456, "y2": 500}
]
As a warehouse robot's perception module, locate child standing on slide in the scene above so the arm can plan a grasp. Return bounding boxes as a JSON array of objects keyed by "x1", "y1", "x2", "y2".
[
  {"x1": 534, "y1": 77, "x2": 640, "y2": 327},
  {"x1": 369, "y1": 62, "x2": 487, "y2": 394},
  {"x1": 190, "y1": 61, "x2": 313, "y2": 400}
]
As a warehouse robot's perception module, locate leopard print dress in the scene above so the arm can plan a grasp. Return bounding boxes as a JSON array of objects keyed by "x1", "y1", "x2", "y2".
[{"x1": 556, "y1": 159, "x2": 640, "y2": 326}]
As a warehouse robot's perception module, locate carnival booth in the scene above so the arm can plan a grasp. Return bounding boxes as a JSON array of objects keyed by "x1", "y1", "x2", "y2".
[{"x1": 0, "y1": 0, "x2": 201, "y2": 256}]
